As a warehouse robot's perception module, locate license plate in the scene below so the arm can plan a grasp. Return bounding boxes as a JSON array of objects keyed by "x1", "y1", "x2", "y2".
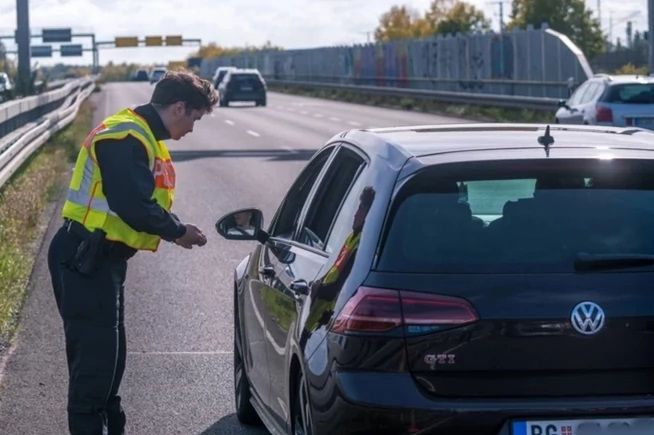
[
  {"x1": 240, "y1": 85, "x2": 253, "y2": 91},
  {"x1": 512, "y1": 417, "x2": 654, "y2": 435},
  {"x1": 634, "y1": 118, "x2": 654, "y2": 129}
]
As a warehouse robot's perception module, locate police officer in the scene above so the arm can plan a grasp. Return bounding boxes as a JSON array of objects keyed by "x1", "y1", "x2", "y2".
[{"x1": 47, "y1": 70, "x2": 218, "y2": 435}]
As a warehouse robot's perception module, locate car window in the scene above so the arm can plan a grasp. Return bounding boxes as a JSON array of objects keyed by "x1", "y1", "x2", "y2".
[
  {"x1": 567, "y1": 82, "x2": 590, "y2": 106},
  {"x1": 579, "y1": 82, "x2": 600, "y2": 104},
  {"x1": 378, "y1": 159, "x2": 654, "y2": 273},
  {"x1": 231, "y1": 74, "x2": 263, "y2": 88},
  {"x1": 605, "y1": 84, "x2": 654, "y2": 104},
  {"x1": 269, "y1": 148, "x2": 334, "y2": 239},
  {"x1": 299, "y1": 147, "x2": 366, "y2": 252}
]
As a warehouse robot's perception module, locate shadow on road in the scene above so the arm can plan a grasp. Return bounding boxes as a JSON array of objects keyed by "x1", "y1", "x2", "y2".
[
  {"x1": 170, "y1": 149, "x2": 316, "y2": 163},
  {"x1": 199, "y1": 413, "x2": 270, "y2": 435}
]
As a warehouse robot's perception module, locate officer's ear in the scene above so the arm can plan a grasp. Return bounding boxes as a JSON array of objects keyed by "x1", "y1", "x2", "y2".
[{"x1": 171, "y1": 101, "x2": 186, "y2": 117}]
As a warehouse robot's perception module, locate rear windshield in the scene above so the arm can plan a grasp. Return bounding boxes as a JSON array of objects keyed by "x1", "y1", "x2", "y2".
[
  {"x1": 604, "y1": 84, "x2": 654, "y2": 104},
  {"x1": 377, "y1": 159, "x2": 654, "y2": 273},
  {"x1": 231, "y1": 74, "x2": 262, "y2": 87}
]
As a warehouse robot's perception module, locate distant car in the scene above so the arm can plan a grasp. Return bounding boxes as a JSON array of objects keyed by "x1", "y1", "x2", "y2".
[
  {"x1": 0, "y1": 72, "x2": 15, "y2": 102},
  {"x1": 218, "y1": 69, "x2": 267, "y2": 107},
  {"x1": 216, "y1": 123, "x2": 654, "y2": 435},
  {"x1": 150, "y1": 68, "x2": 166, "y2": 84},
  {"x1": 556, "y1": 74, "x2": 654, "y2": 130},
  {"x1": 212, "y1": 66, "x2": 237, "y2": 88},
  {"x1": 133, "y1": 69, "x2": 149, "y2": 81}
]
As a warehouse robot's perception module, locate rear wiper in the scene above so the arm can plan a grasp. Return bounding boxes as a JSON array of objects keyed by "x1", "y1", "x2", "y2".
[{"x1": 574, "y1": 252, "x2": 654, "y2": 271}]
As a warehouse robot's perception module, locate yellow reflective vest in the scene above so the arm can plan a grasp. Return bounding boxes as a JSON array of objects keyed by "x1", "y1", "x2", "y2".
[{"x1": 62, "y1": 108, "x2": 176, "y2": 251}]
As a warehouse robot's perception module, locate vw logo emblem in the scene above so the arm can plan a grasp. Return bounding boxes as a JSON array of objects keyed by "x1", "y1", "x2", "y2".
[{"x1": 571, "y1": 301, "x2": 605, "y2": 335}]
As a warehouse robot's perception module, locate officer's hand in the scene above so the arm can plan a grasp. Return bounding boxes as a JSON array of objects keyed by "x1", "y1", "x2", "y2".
[{"x1": 175, "y1": 224, "x2": 207, "y2": 249}]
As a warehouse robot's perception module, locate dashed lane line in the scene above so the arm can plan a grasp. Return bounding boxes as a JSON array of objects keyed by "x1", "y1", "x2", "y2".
[
  {"x1": 224, "y1": 120, "x2": 235, "y2": 126},
  {"x1": 247, "y1": 130, "x2": 261, "y2": 137}
]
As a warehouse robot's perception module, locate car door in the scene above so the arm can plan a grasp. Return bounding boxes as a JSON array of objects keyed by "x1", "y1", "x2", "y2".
[
  {"x1": 264, "y1": 145, "x2": 368, "y2": 428},
  {"x1": 251, "y1": 146, "x2": 335, "y2": 415}
]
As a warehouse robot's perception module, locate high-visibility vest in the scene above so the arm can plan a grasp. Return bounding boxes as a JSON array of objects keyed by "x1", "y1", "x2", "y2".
[
  {"x1": 62, "y1": 108, "x2": 176, "y2": 251},
  {"x1": 322, "y1": 231, "x2": 361, "y2": 285}
]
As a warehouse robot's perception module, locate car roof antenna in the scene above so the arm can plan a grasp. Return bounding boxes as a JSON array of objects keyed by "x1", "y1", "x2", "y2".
[{"x1": 538, "y1": 125, "x2": 555, "y2": 157}]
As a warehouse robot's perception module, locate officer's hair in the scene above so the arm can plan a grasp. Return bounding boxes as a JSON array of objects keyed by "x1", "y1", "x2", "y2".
[{"x1": 151, "y1": 70, "x2": 218, "y2": 112}]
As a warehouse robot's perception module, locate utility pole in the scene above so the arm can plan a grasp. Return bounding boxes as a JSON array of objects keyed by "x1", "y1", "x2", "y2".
[
  {"x1": 650, "y1": 0, "x2": 654, "y2": 74},
  {"x1": 16, "y1": 0, "x2": 31, "y2": 96},
  {"x1": 597, "y1": 0, "x2": 602, "y2": 29},
  {"x1": 491, "y1": 1, "x2": 505, "y2": 33}
]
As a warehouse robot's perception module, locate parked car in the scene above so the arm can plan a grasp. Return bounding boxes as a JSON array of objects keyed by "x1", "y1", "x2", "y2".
[
  {"x1": 556, "y1": 74, "x2": 654, "y2": 129},
  {"x1": 0, "y1": 72, "x2": 15, "y2": 102},
  {"x1": 132, "y1": 69, "x2": 149, "y2": 81},
  {"x1": 212, "y1": 66, "x2": 237, "y2": 88},
  {"x1": 216, "y1": 124, "x2": 654, "y2": 435},
  {"x1": 149, "y1": 67, "x2": 166, "y2": 84},
  {"x1": 218, "y1": 69, "x2": 266, "y2": 107}
]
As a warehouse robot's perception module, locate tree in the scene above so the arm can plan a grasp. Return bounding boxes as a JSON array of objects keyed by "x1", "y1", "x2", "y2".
[
  {"x1": 508, "y1": 0, "x2": 604, "y2": 58},
  {"x1": 436, "y1": 2, "x2": 491, "y2": 34},
  {"x1": 374, "y1": 5, "x2": 431, "y2": 42},
  {"x1": 375, "y1": 1, "x2": 491, "y2": 42}
]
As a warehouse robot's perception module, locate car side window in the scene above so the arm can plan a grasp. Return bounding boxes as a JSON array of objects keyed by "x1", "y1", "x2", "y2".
[
  {"x1": 269, "y1": 148, "x2": 333, "y2": 239},
  {"x1": 568, "y1": 82, "x2": 590, "y2": 106},
  {"x1": 580, "y1": 83, "x2": 601, "y2": 104},
  {"x1": 298, "y1": 147, "x2": 366, "y2": 252}
]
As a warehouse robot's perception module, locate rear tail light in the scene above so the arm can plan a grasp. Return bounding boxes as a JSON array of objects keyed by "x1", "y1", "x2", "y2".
[
  {"x1": 595, "y1": 105, "x2": 613, "y2": 123},
  {"x1": 330, "y1": 286, "x2": 478, "y2": 335}
]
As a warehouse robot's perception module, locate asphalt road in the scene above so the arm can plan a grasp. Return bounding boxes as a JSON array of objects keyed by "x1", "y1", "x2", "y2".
[{"x1": 0, "y1": 83, "x2": 466, "y2": 435}]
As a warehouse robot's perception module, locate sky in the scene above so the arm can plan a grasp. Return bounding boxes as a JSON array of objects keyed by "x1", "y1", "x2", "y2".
[{"x1": 0, "y1": 0, "x2": 649, "y2": 67}]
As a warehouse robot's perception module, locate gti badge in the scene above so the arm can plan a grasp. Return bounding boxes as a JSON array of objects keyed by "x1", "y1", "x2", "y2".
[
  {"x1": 571, "y1": 301, "x2": 605, "y2": 335},
  {"x1": 424, "y1": 354, "x2": 456, "y2": 369}
]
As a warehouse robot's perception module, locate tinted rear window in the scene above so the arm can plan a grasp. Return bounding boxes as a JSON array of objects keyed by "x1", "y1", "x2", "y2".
[
  {"x1": 605, "y1": 84, "x2": 654, "y2": 104},
  {"x1": 231, "y1": 74, "x2": 263, "y2": 87},
  {"x1": 377, "y1": 159, "x2": 654, "y2": 273}
]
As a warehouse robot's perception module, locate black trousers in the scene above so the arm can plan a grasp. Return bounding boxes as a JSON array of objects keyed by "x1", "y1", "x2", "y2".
[{"x1": 48, "y1": 226, "x2": 129, "y2": 435}]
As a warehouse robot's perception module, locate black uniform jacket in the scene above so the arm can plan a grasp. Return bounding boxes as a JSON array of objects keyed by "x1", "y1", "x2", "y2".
[{"x1": 94, "y1": 104, "x2": 186, "y2": 251}]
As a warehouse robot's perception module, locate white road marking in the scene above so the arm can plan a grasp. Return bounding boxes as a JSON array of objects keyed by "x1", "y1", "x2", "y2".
[
  {"x1": 329, "y1": 117, "x2": 341, "y2": 122},
  {"x1": 128, "y1": 351, "x2": 232, "y2": 355},
  {"x1": 225, "y1": 120, "x2": 235, "y2": 126},
  {"x1": 300, "y1": 111, "x2": 309, "y2": 115},
  {"x1": 348, "y1": 121, "x2": 361, "y2": 126},
  {"x1": 247, "y1": 130, "x2": 260, "y2": 137},
  {"x1": 313, "y1": 113, "x2": 324, "y2": 118}
]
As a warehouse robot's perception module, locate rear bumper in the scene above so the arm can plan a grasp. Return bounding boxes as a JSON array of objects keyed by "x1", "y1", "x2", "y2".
[
  {"x1": 223, "y1": 90, "x2": 265, "y2": 102},
  {"x1": 310, "y1": 370, "x2": 654, "y2": 435}
]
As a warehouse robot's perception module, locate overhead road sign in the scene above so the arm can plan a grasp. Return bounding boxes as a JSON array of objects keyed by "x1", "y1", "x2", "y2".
[
  {"x1": 165, "y1": 35, "x2": 183, "y2": 46},
  {"x1": 43, "y1": 28, "x2": 72, "y2": 42},
  {"x1": 31, "y1": 45, "x2": 53, "y2": 57},
  {"x1": 145, "y1": 36, "x2": 163, "y2": 46},
  {"x1": 61, "y1": 44, "x2": 83, "y2": 57},
  {"x1": 115, "y1": 36, "x2": 138, "y2": 47}
]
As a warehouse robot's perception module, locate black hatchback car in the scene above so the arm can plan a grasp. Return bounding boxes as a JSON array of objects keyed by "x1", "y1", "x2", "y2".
[
  {"x1": 216, "y1": 124, "x2": 654, "y2": 435},
  {"x1": 218, "y1": 68, "x2": 267, "y2": 107}
]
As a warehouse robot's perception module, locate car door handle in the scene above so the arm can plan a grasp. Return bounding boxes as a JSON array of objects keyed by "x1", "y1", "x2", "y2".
[
  {"x1": 290, "y1": 279, "x2": 309, "y2": 296},
  {"x1": 259, "y1": 266, "x2": 275, "y2": 278}
]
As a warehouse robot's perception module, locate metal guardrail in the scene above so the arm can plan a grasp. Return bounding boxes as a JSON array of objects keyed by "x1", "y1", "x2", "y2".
[
  {"x1": 266, "y1": 79, "x2": 561, "y2": 111},
  {"x1": 0, "y1": 77, "x2": 95, "y2": 189}
]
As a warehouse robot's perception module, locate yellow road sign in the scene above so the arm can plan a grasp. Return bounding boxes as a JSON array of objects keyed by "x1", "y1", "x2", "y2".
[
  {"x1": 165, "y1": 35, "x2": 183, "y2": 46},
  {"x1": 115, "y1": 37, "x2": 138, "y2": 47},
  {"x1": 145, "y1": 36, "x2": 163, "y2": 46}
]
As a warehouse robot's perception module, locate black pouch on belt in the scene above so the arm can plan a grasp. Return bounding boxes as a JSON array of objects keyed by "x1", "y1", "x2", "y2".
[{"x1": 71, "y1": 228, "x2": 106, "y2": 276}]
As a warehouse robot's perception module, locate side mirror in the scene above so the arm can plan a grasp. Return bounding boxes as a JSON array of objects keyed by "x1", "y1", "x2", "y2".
[
  {"x1": 215, "y1": 208, "x2": 268, "y2": 243},
  {"x1": 557, "y1": 99, "x2": 568, "y2": 108}
]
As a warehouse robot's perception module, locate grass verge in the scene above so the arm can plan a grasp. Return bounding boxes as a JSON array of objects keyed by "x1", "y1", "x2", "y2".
[
  {"x1": 269, "y1": 84, "x2": 554, "y2": 123},
  {"x1": 0, "y1": 100, "x2": 94, "y2": 352}
]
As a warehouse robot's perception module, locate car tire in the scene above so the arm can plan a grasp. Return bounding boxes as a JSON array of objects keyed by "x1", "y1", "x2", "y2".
[
  {"x1": 234, "y1": 298, "x2": 260, "y2": 425},
  {"x1": 292, "y1": 372, "x2": 313, "y2": 435}
]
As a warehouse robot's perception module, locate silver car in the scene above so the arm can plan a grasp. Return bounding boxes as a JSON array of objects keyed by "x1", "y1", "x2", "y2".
[{"x1": 555, "y1": 74, "x2": 654, "y2": 130}]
